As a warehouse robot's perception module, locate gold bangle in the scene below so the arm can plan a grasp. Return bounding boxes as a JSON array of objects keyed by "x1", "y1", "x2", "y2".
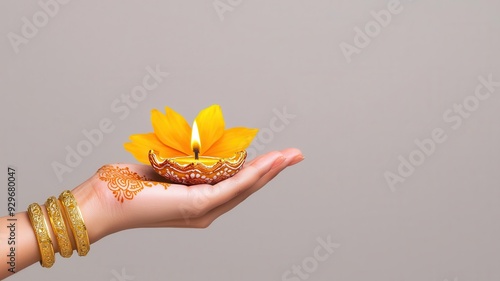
[
  {"x1": 45, "y1": 196, "x2": 73, "y2": 258},
  {"x1": 59, "y1": 190, "x2": 90, "y2": 256},
  {"x1": 27, "y1": 203, "x2": 55, "y2": 268}
]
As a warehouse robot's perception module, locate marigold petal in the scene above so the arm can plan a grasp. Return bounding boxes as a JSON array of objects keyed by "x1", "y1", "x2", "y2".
[
  {"x1": 124, "y1": 133, "x2": 187, "y2": 164},
  {"x1": 151, "y1": 107, "x2": 192, "y2": 155},
  {"x1": 194, "y1": 104, "x2": 225, "y2": 155},
  {"x1": 205, "y1": 127, "x2": 259, "y2": 158}
]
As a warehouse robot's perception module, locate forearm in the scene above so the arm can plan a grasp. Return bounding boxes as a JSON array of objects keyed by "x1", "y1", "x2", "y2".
[
  {"x1": 0, "y1": 184, "x2": 113, "y2": 280},
  {"x1": 0, "y1": 212, "x2": 39, "y2": 279}
]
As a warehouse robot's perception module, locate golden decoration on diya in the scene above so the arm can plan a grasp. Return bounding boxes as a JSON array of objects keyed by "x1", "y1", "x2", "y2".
[{"x1": 124, "y1": 105, "x2": 258, "y2": 185}]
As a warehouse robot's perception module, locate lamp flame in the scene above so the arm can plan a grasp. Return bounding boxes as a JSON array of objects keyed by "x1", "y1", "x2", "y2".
[{"x1": 191, "y1": 121, "x2": 201, "y2": 158}]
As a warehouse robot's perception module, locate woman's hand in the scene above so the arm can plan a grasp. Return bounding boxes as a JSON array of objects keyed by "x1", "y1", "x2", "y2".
[
  {"x1": 71, "y1": 148, "x2": 303, "y2": 243},
  {"x1": 0, "y1": 148, "x2": 302, "y2": 279}
]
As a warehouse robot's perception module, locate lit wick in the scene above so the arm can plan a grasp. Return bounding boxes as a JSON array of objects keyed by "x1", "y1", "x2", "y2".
[
  {"x1": 191, "y1": 120, "x2": 201, "y2": 161},
  {"x1": 194, "y1": 147, "x2": 199, "y2": 160}
]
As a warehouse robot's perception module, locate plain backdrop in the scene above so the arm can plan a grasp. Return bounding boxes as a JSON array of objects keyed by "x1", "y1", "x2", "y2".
[{"x1": 1, "y1": 1, "x2": 500, "y2": 280}]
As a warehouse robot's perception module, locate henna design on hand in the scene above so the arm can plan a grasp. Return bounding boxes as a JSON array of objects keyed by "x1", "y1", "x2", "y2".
[{"x1": 97, "y1": 165, "x2": 170, "y2": 203}]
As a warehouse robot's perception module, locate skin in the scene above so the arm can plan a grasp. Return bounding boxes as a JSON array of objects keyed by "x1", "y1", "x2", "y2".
[{"x1": 0, "y1": 148, "x2": 303, "y2": 279}]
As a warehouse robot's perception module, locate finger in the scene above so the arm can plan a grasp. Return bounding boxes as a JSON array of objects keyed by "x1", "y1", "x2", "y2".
[
  {"x1": 143, "y1": 148, "x2": 303, "y2": 228},
  {"x1": 242, "y1": 151, "x2": 269, "y2": 167},
  {"x1": 195, "y1": 148, "x2": 303, "y2": 225},
  {"x1": 247, "y1": 148, "x2": 304, "y2": 186},
  {"x1": 195, "y1": 150, "x2": 286, "y2": 212}
]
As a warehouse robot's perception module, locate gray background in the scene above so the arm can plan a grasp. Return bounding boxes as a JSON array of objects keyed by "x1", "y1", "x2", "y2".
[{"x1": 1, "y1": 0, "x2": 500, "y2": 280}]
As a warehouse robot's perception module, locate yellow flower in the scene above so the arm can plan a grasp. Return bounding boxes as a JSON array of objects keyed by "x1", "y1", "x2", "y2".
[{"x1": 124, "y1": 105, "x2": 259, "y2": 164}]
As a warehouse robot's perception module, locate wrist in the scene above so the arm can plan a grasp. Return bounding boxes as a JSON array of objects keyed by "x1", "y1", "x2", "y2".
[{"x1": 70, "y1": 178, "x2": 122, "y2": 244}]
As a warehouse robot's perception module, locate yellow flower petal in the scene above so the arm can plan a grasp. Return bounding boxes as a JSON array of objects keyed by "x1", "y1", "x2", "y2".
[
  {"x1": 125, "y1": 105, "x2": 259, "y2": 164},
  {"x1": 124, "y1": 133, "x2": 187, "y2": 164},
  {"x1": 194, "y1": 104, "x2": 225, "y2": 155},
  {"x1": 205, "y1": 127, "x2": 259, "y2": 158},
  {"x1": 151, "y1": 107, "x2": 192, "y2": 156}
]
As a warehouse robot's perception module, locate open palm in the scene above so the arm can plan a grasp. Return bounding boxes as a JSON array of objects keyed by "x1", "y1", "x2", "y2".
[{"x1": 78, "y1": 148, "x2": 303, "y2": 237}]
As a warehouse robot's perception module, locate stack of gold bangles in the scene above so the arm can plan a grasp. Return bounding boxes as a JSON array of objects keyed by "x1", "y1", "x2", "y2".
[{"x1": 27, "y1": 190, "x2": 89, "y2": 268}]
